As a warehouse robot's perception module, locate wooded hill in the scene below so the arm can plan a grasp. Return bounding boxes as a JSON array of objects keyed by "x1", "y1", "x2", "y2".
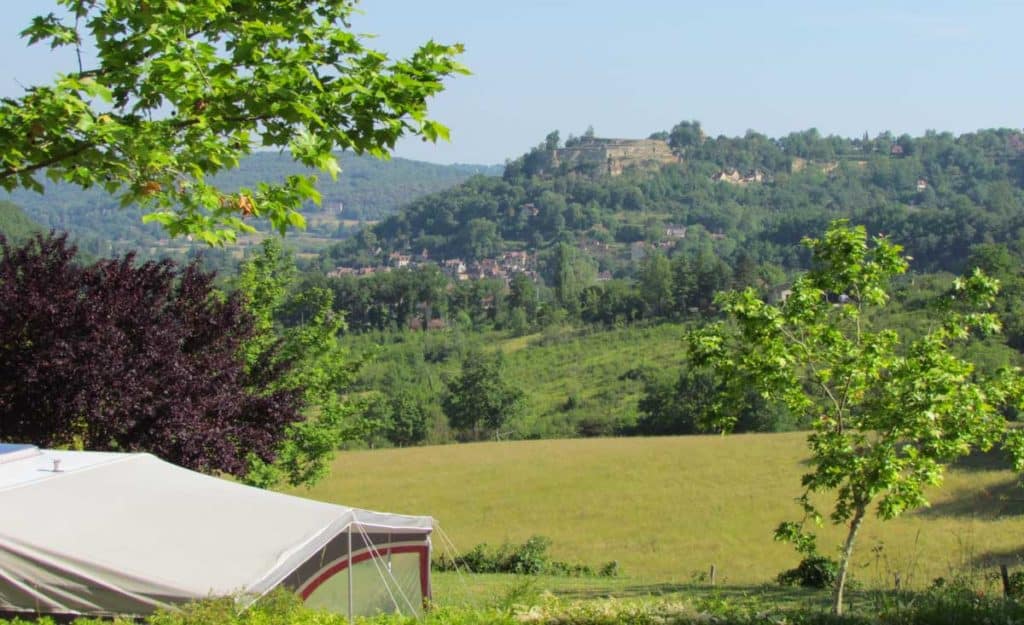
[
  {"x1": 327, "y1": 125, "x2": 1024, "y2": 277},
  {"x1": 3, "y1": 152, "x2": 500, "y2": 261}
]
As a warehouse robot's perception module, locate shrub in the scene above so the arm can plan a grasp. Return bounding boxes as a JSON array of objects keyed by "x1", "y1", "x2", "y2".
[
  {"x1": 777, "y1": 555, "x2": 839, "y2": 589},
  {"x1": 432, "y1": 535, "x2": 619, "y2": 578}
]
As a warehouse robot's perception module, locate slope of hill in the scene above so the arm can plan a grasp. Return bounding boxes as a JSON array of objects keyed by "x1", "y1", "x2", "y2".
[
  {"x1": 4, "y1": 153, "x2": 501, "y2": 260},
  {"x1": 329, "y1": 126, "x2": 1024, "y2": 277},
  {"x1": 0, "y1": 200, "x2": 42, "y2": 244},
  {"x1": 352, "y1": 323, "x2": 689, "y2": 442},
  {"x1": 294, "y1": 435, "x2": 1024, "y2": 588}
]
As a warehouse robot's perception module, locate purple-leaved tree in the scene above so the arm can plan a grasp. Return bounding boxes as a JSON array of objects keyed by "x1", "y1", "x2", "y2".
[{"x1": 0, "y1": 233, "x2": 302, "y2": 475}]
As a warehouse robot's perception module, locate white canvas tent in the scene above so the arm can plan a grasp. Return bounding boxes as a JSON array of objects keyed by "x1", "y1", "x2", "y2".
[{"x1": 0, "y1": 444, "x2": 432, "y2": 620}]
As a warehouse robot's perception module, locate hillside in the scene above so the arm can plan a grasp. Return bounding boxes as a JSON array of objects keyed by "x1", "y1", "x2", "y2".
[
  {"x1": 352, "y1": 324, "x2": 690, "y2": 442},
  {"x1": 327, "y1": 126, "x2": 1024, "y2": 278},
  {"x1": 4, "y1": 152, "x2": 500, "y2": 261},
  {"x1": 0, "y1": 200, "x2": 42, "y2": 244},
  {"x1": 294, "y1": 435, "x2": 1024, "y2": 588}
]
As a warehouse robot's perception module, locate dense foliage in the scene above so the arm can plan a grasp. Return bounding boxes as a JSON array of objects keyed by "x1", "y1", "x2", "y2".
[
  {"x1": 234, "y1": 239, "x2": 370, "y2": 487},
  {"x1": 1, "y1": 0, "x2": 466, "y2": 242},
  {"x1": 0, "y1": 234, "x2": 302, "y2": 475}
]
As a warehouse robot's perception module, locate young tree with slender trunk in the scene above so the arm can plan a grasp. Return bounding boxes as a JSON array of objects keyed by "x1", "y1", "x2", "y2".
[{"x1": 690, "y1": 220, "x2": 1024, "y2": 614}]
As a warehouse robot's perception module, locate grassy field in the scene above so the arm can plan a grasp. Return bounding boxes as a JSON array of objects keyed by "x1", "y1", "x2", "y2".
[{"x1": 291, "y1": 434, "x2": 1024, "y2": 594}]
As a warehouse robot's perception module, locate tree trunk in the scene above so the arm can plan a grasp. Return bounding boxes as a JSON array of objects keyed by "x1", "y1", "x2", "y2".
[{"x1": 832, "y1": 505, "x2": 867, "y2": 616}]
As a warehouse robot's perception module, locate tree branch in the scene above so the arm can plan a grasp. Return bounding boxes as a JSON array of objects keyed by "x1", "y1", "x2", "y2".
[{"x1": 0, "y1": 141, "x2": 95, "y2": 181}]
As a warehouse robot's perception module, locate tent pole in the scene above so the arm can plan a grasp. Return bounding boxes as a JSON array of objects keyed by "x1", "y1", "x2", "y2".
[{"x1": 347, "y1": 526, "x2": 354, "y2": 624}]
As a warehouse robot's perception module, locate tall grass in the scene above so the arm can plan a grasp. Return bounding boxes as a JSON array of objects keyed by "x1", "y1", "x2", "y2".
[{"x1": 13, "y1": 587, "x2": 1024, "y2": 625}]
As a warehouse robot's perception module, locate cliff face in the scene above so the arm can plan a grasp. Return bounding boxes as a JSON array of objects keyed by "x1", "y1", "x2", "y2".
[{"x1": 552, "y1": 138, "x2": 678, "y2": 176}]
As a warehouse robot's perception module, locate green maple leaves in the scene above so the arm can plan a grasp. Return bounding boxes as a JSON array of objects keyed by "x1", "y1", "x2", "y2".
[{"x1": 2, "y1": 0, "x2": 468, "y2": 243}]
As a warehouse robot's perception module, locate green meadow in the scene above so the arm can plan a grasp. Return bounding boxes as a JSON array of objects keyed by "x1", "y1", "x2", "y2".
[{"x1": 293, "y1": 434, "x2": 1024, "y2": 594}]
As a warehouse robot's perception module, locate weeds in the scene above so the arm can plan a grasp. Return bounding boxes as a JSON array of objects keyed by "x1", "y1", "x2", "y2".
[{"x1": 10, "y1": 587, "x2": 1024, "y2": 625}]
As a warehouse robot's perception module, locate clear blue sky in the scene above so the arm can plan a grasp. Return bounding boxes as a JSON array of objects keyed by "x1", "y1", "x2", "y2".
[{"x1": 2, "y1": 1, "x2": 1021, "y2": 165}]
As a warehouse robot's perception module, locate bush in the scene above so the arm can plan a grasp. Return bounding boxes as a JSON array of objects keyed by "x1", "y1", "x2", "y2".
[
  {"x1": 432, "y1": 535, "x2": 619, "y2": 578},
  {"x1": 777, "y1": 555, "x2": 839, "y2": 589}
]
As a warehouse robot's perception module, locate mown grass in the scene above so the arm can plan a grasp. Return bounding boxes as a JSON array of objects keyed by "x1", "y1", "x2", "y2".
[
  {"x1": 291, "y1": 434, "x2": 1024, "y2": 592},
  {"x1": 429, "y1": 570, "x2": 836, "y2": 612}
]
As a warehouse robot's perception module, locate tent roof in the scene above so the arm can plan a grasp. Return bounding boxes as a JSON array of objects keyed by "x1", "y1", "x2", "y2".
[{"x1": 0, "y1": 446, "x2": 431, "y2": 614}]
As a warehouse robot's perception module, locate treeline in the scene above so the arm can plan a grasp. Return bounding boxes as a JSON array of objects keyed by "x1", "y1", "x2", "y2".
[{"x1": 296, "y1": 240, "x2": 756, "y2": 338}]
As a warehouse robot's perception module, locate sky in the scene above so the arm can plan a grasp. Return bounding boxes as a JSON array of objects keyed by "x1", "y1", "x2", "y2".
[{"x1": 1, "y1": 1, "x2": 1021, "y2": 165}]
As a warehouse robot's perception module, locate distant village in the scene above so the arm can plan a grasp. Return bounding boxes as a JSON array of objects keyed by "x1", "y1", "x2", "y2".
[
  {"x1": 325, "y1": 223, "x2": 697, "y2": 286},
  {"x1": 327, "y1": 249, "x2": 540, "y2": 283}
]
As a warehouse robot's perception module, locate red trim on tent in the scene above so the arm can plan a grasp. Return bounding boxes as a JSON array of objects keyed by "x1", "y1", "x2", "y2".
[{"x1": 298, "y1": 545, "x2": 430, "y2": 605}]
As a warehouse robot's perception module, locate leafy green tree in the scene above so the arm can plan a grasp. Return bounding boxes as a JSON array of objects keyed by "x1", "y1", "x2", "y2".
[
  {"x1": 465, "y1": 218, "x2": 500, "y2": 260},
  {"x1": 690, "y1": 221, "x2": 1024, "y2": 615},
  {"x1": 416, "y1": 263, "x2": 449, "y2": 329},
  {"x1": 637, "y1": 365, "x2": 791, "y2": 436},
  {"x1": 544, "y1": 130, "x2": 561, "y2": 151},
  {"x1": 638, "y1": 250, "x2": 673, "y2": 317},
  {"x1": 384, "y1": 389, "x2": 431, "y2": 447},
  {"x1": 968, "y1": 243, "x2": 1015, "y2": 277},
  {"x1": 548, "y1": 243, "x2": 596, "y2": 316},
  {"x1": 3, "y1": 1, "x2": 467, "y2": 243},
  {"x1": 364, "y1": 388, "x2": 430, "y2": 447},
  {"x1": 443, "y1": 350, "x2": 524, "y2": 441},
  {"x1": 668, "y1": 120, "x2": 703, "y2": 154},
  {"x1": 506, "y1": 306, "x2": 531, "y2": 336},
  {"x1": 635, "y1": 369, "x2": 708, "y2": 435},
  {"x1": 508, "y1": 272, "x2": 539, "y2": 320},
  {"x1": 235, "y1": 239, "x2": 370, "y2": 487}
]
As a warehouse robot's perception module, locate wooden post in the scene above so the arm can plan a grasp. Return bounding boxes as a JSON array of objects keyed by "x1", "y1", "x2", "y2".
[
  {"x1": 709, "y1": 564, "x2": 716, "y2": 586},
  {"x1": 1001, "y1": 564, "x2": 1011, "y2": 598}
]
